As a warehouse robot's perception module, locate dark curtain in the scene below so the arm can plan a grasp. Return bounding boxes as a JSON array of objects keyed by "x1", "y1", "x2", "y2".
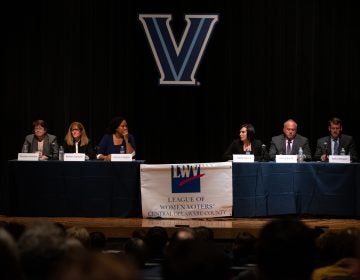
[{"x1": 2, "y1": 0, "x2": 360, "y2": 169}]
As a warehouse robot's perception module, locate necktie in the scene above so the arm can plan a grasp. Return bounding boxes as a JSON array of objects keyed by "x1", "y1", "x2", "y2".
[
  {"x1": 286, "y1": 140, "x2": 292, "y2": 155},
  {"x1": 333, "y1": 140, "x2": 339, "y2": 155}
]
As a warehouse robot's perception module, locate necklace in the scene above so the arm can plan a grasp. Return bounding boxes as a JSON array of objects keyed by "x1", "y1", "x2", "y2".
[{"x1": 243, "y1": 142, "x2": 251, "y2": 151}]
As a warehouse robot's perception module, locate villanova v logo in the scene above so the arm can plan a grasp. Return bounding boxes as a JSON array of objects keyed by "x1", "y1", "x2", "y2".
[{"x1": 139, "y1": 14, "x2": 218, "y2": 85}]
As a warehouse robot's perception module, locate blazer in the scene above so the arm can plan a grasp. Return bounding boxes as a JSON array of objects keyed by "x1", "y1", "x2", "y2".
[
  {"x1": 314, "y1": 134, "x2": 358, "y2": 162},
  {"x1": 97, "y1": 133, "x2": 136, "y2": 156},
  {"x1": 269, "y1": 134, "x2": 312, "y2": 161},
  {"x1": 223, "y1": 139, "x2": 269, "y2": 161},
  {"x1": 22, "y1": 133, "x2": 59, "y2": 160}
]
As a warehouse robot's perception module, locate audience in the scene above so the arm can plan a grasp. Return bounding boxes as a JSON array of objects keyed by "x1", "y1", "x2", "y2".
[
  {"x1": 312, "y1": 228, "x2": 360, "y2": 280},
  {"x1": 17, "y1": 221, "x2": 68, "y2": 280},
  {"x1": 1, "y1": 220, "x2": 359, "y2": 280}
]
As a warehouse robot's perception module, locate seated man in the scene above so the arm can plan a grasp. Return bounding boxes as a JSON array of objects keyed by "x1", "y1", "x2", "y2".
[
  {"x1": 269, "y1": 119, "x2": 312, "y2": 161},
  {"x1": 314, "y1": 117, "x2": 358, "y2": 162}
]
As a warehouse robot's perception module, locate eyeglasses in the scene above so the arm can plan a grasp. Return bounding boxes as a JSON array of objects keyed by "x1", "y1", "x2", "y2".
[{"x1": 71, "y1": 128, "x2": 80, "y2": 131}]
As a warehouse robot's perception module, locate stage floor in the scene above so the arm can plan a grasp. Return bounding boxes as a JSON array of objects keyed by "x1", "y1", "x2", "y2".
[{"x1": 1, "y1": 216, "x2": 359, "y2": 239}]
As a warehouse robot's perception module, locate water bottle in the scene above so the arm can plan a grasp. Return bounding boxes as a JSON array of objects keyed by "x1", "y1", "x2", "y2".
[
  {"x1": 22, "y1": 143, "x2": 28, "y2": 153},
  {"x1": 120, "y1": 145, "x2": 125, "y2": 154},
  {"x1": 298, "y1": 147, "x2": 304, "y2": 162},
  {"x1": 59, "y1": 146, "x2": 64, "y2": 161},
  {"x1": 340, "y1": 148, "x2": 345, "y2": 155}
]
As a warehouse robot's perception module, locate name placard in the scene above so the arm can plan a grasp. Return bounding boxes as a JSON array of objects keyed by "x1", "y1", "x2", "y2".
[
  {"x1": 329, "y1": 155, "x2": 350, "y2": 163},
  {"x1": 111, "y1": 154, "x2": 133, "y2": 162},
  {"x1": 233, "y1": 154, "x2": 254, "y2": 163},
  {"x1": 276, "y1": 155, "x2": 297, "y2": 163},
  {"x1": 64, "y1": 153, "x2": 86, "y2": 161},
  {"x1": 18, "y1": 153, "x2": 39, "y2": 161}
]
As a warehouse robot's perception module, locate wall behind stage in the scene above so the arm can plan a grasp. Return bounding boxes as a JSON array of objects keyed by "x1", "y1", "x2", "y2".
[{"x1": 2, "y1": 0, "x2": 360, "y2": 166}]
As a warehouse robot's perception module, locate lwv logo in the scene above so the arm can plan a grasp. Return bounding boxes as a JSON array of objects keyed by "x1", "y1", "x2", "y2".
[{"x1": 139, "y1": 14, "x2": 218, "y2": 85}]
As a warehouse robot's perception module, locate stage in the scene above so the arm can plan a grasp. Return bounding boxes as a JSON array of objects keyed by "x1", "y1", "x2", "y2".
[{"x1": 0, "y1": 216, "x2": 359, "y2": 240}]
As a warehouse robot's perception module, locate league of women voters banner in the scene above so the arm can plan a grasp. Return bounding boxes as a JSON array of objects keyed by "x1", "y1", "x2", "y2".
[{"x1": 140, "y1": 162, "x2": 233, "y2": 219}]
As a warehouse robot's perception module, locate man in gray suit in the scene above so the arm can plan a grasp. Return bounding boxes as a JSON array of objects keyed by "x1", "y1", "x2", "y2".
[
  {"x1": 314, "y1": 117, "x2": 358, "y2": 162},
  {"x1": 269, "y1": 119, "x2": 312, "y2": 161}
]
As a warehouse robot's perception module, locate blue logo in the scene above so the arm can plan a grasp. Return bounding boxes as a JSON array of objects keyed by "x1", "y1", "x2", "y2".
[
  {"x1": 139, "y1": 14, "x2": 219, "y2": 85},
  {"x1": 171, "y1": 164, "x2": 205, "y2": 193}
]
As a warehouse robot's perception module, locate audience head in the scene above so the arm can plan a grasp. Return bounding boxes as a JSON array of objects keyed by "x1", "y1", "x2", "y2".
[
  {"x1": 131, "y1": 229, "x2": 147, "y2": 240},
  {"x1": 232, "y1": 231, "x2": 257, "y2": 265},
  {"x1": 162, "y1": 239, "x2": 230, "y2": 280},
  {"x1": 316, "y1": 227, "x2": 359, "y2": 266},
  {"x1": 145, "y1": 226, "x2": 168, "y2": 259},
  {"x1": 0, "y1": 228, "x2": 22, "y2": 280},
  {"x1": 123, "y1": 237, "x2": 148, "y2": 268},
  {"x1": 193, "y1": 226, "x2": 214, "y2": 242},
  {"x1": 66, "y1": 226, "x2": 91, "y2": 249},
  {"x1": 18, "y1": 221, "x2": 68, "y2": 280},
  {"x1": 89, "y1": 231, "x2": 107, "y2": 251},
  {"x1": 169, "y1": 227, "x2": 195, "y2": 243},
  {"x1": 165, "y1": 228, "x2": 195, "y2": 257},
  {"x1": 54, "y1": 222, "x2": 67, "y2": 237},
  {"x1": 3, "y1": 222, "x2": 26, "y2": 241},
  {"x1": 283, "y1": 119, "x2": 298, "y2": 140},
  {"x1": 256, "y1": 218, "x2": 316, "y2": 280}
]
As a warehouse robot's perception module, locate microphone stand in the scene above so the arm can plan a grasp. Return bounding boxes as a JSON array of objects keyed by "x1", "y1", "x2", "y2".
[
  {"x1": 260, "y1": 144, "x2": 267, "y2": 162},
  {"x1": 51, "y1": 142, "x2": 55, "y2": 160}
]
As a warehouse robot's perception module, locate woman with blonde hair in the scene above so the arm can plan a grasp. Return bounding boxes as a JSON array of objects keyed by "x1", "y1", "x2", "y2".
[{"x1": 63, "y1": 121, "x2": 95, "y2": 160}]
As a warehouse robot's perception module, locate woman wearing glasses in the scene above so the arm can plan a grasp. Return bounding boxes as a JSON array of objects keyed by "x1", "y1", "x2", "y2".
[{"x1": 63, "y1": 121, "x2": 96, "y2": 160}]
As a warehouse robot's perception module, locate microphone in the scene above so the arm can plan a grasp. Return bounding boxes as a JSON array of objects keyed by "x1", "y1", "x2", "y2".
[
  {"x1": 323, "y1": 142, "x2": 328, "y2": 156},
  {"x1": 261, "y1": 144, "x2": 267, "y2": 161},
  {"x1": 51, "y1": 142, "x2": 56, "y2": 160}
]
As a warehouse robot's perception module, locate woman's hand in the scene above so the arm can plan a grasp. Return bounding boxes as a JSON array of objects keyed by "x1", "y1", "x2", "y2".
[
  {"x1": 122, "y1": 130, "x2": 129, "y2": 141},
  {"x1": 320, "y1": 154, "x2": 328, "y2": 161}
]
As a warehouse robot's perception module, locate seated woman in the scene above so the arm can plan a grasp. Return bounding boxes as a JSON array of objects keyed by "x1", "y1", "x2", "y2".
[
  {"x1": 97, "y1": 116, "x2": 136, "y2": 161},
  {"x1": 223, "y1": 123, "x2": 269, "y2": 161},
  {"x1": 63, "y1": 121, "x2": 96, "y2": 160},
  {"x1": 22, "y1": 119, "x2": 59, "y2": 160}
]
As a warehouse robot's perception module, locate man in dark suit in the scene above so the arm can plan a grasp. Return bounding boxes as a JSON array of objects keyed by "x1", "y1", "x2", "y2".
[
  {"x1": 314, "y1": 117, "x2": 358, "y2": 162},
  {"x1": 269, "y1": 119, "x2": 312, "y2": 161}
]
